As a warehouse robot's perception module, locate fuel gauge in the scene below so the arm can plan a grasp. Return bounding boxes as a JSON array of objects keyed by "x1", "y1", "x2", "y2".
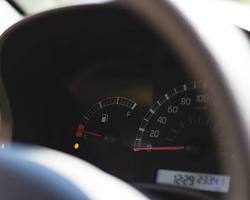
[{"x1": 73, "y1": 97, "x2": 137, "y2": 179}]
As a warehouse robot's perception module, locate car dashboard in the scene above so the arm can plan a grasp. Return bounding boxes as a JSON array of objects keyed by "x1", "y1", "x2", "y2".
[{"x1": 1, "y1": 3, "x2": 247, "y2": 199}]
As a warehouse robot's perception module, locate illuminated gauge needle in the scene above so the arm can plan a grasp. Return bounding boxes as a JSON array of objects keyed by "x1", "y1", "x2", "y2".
[
  {"x1": 76, "y1": 124, "x2": 102, "y2": 138},
  {"x1": 133, "y1": 146, "x2": 185, "y2": 152},
  {"x1": 84, "y1": 130, "x2": 102, "y2": 137}
]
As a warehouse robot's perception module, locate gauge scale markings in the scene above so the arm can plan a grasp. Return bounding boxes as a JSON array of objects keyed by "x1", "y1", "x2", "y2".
[
  {"x1": 82, "y1": 97, "x2": 137, "y2": 123},
  {"x1": 134, "y1": 81, "x2": 208, "y2": 152}
]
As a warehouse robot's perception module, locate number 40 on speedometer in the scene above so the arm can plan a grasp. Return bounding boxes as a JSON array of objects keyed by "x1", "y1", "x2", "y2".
[{"x1": 133, "y1": 81, "x2": 218, "y2": 157}]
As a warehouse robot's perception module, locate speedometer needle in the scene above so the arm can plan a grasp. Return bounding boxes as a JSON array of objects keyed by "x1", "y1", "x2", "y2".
[{"x1": 133, "y1": 146, "x2": 185, "y2": 152}]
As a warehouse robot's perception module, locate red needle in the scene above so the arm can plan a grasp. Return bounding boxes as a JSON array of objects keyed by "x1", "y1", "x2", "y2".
[
  {"x1": 76, "y1": 124, "x2": 102, "y2": 138},
  {"x1": 84, "y1": 130, "x2": 102, "y2": 137},
  {"x1": 133, "y1": 146, "x2": 185, "y2": 152}
]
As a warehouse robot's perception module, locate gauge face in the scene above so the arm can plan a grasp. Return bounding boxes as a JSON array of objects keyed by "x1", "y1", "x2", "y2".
[
  {"x1": 134, "y1": 82, "x2": 219, "y2": 157},
  {"x1": 74, "y1": 97, "x2": 137, "y2": 179},
  {"x1": 132, "y1": 82, "x2": 227, "y2": 183},
  {"x1": 72, "y1": 84, "x2": 227, "y2": 182}
]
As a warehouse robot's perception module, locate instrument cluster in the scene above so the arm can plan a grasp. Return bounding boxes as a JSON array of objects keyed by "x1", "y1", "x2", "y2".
[{"x1": 0, "y1": 5, "x2": 231, "y2": 197}]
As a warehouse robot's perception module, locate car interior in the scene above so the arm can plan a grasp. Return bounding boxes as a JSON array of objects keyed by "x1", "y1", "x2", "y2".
[{"x1": 1, "y1": 0, "x2": 250, "y2": 200}]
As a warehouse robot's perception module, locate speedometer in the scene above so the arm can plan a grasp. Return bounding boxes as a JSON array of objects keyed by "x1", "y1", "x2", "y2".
[{"x1": 134, "y1": 81, "x2": 221, "y2": 157}]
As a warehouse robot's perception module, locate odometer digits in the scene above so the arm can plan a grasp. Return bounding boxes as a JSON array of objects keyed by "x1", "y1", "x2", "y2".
[{"x1": 156, "y1": 169, "x2": 230, "y2": 193}]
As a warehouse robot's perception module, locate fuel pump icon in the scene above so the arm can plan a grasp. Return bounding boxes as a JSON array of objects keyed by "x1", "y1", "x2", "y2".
[{"x1": 101, "y1": 114, "x2": 109, "y2": 123}]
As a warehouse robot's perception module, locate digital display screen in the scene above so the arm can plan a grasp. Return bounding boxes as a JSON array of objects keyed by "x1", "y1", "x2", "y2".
[{"x1": 156, "y1": 169, "x2": 230, "y2": 193}]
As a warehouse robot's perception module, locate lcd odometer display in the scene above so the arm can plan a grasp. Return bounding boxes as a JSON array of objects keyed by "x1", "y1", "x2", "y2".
[{"x1": 156, "y1": 169, "x2": 230, "y2": 193}]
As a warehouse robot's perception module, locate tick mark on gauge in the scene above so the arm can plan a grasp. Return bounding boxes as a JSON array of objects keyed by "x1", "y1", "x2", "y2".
[
  {"x1": 139, "y1": 128, "x2": 145, "y2": 132},
  {"x1": 131, "y1": 103, "x2": 137, "y2": 110},
  {"x1": 183, "y1": 84, "x2": 187, "y2": 91},
  {"x1": 98, "y1": 101, "x2": 103, "y2": 108},
  {"x1": 83, "y1": 115, "x2": 89, "y2": 121},
  {"x1": 149, "y1": 109, "x2": 155, "y2": 114},
  {"x1": 165, "y1": 94, "x2": 169, "y2": 100}
]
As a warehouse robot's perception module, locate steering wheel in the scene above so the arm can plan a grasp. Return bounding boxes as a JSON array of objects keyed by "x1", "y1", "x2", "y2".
[{"x1": 1, "y1": 0, "x2": 250, "y2": 199}]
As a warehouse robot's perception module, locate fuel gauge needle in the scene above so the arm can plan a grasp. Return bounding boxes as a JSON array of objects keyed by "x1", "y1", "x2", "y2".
[
  {"x1": 133, "y1": 146, "x2": 185, "y2": 152},
  {"x1": 76, "y1": 124, "x2": 103, "y2": 138},
  {"x1": 84, "y1": 130, "x2": 103, "y2": 137}
]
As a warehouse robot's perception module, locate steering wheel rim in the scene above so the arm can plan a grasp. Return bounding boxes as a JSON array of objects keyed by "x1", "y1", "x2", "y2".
[
  {"x1": 0, "y1": 145, "x2": 149, "y2": 200},
  {"x1": 1, "y1": 0, "x2": 250, "y2": 199}
]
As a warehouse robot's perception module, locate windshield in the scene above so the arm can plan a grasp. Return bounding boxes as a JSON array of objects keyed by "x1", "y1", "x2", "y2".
[
  {"x1": 11, "y1": 0, "x2": 109, "y2": 15},
  {"x1": 3, "y1": 0, "x2": 250, "y2": 33},
  {"x1": 9, "y1": 0, "x2": 250, "y2": 15}
]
